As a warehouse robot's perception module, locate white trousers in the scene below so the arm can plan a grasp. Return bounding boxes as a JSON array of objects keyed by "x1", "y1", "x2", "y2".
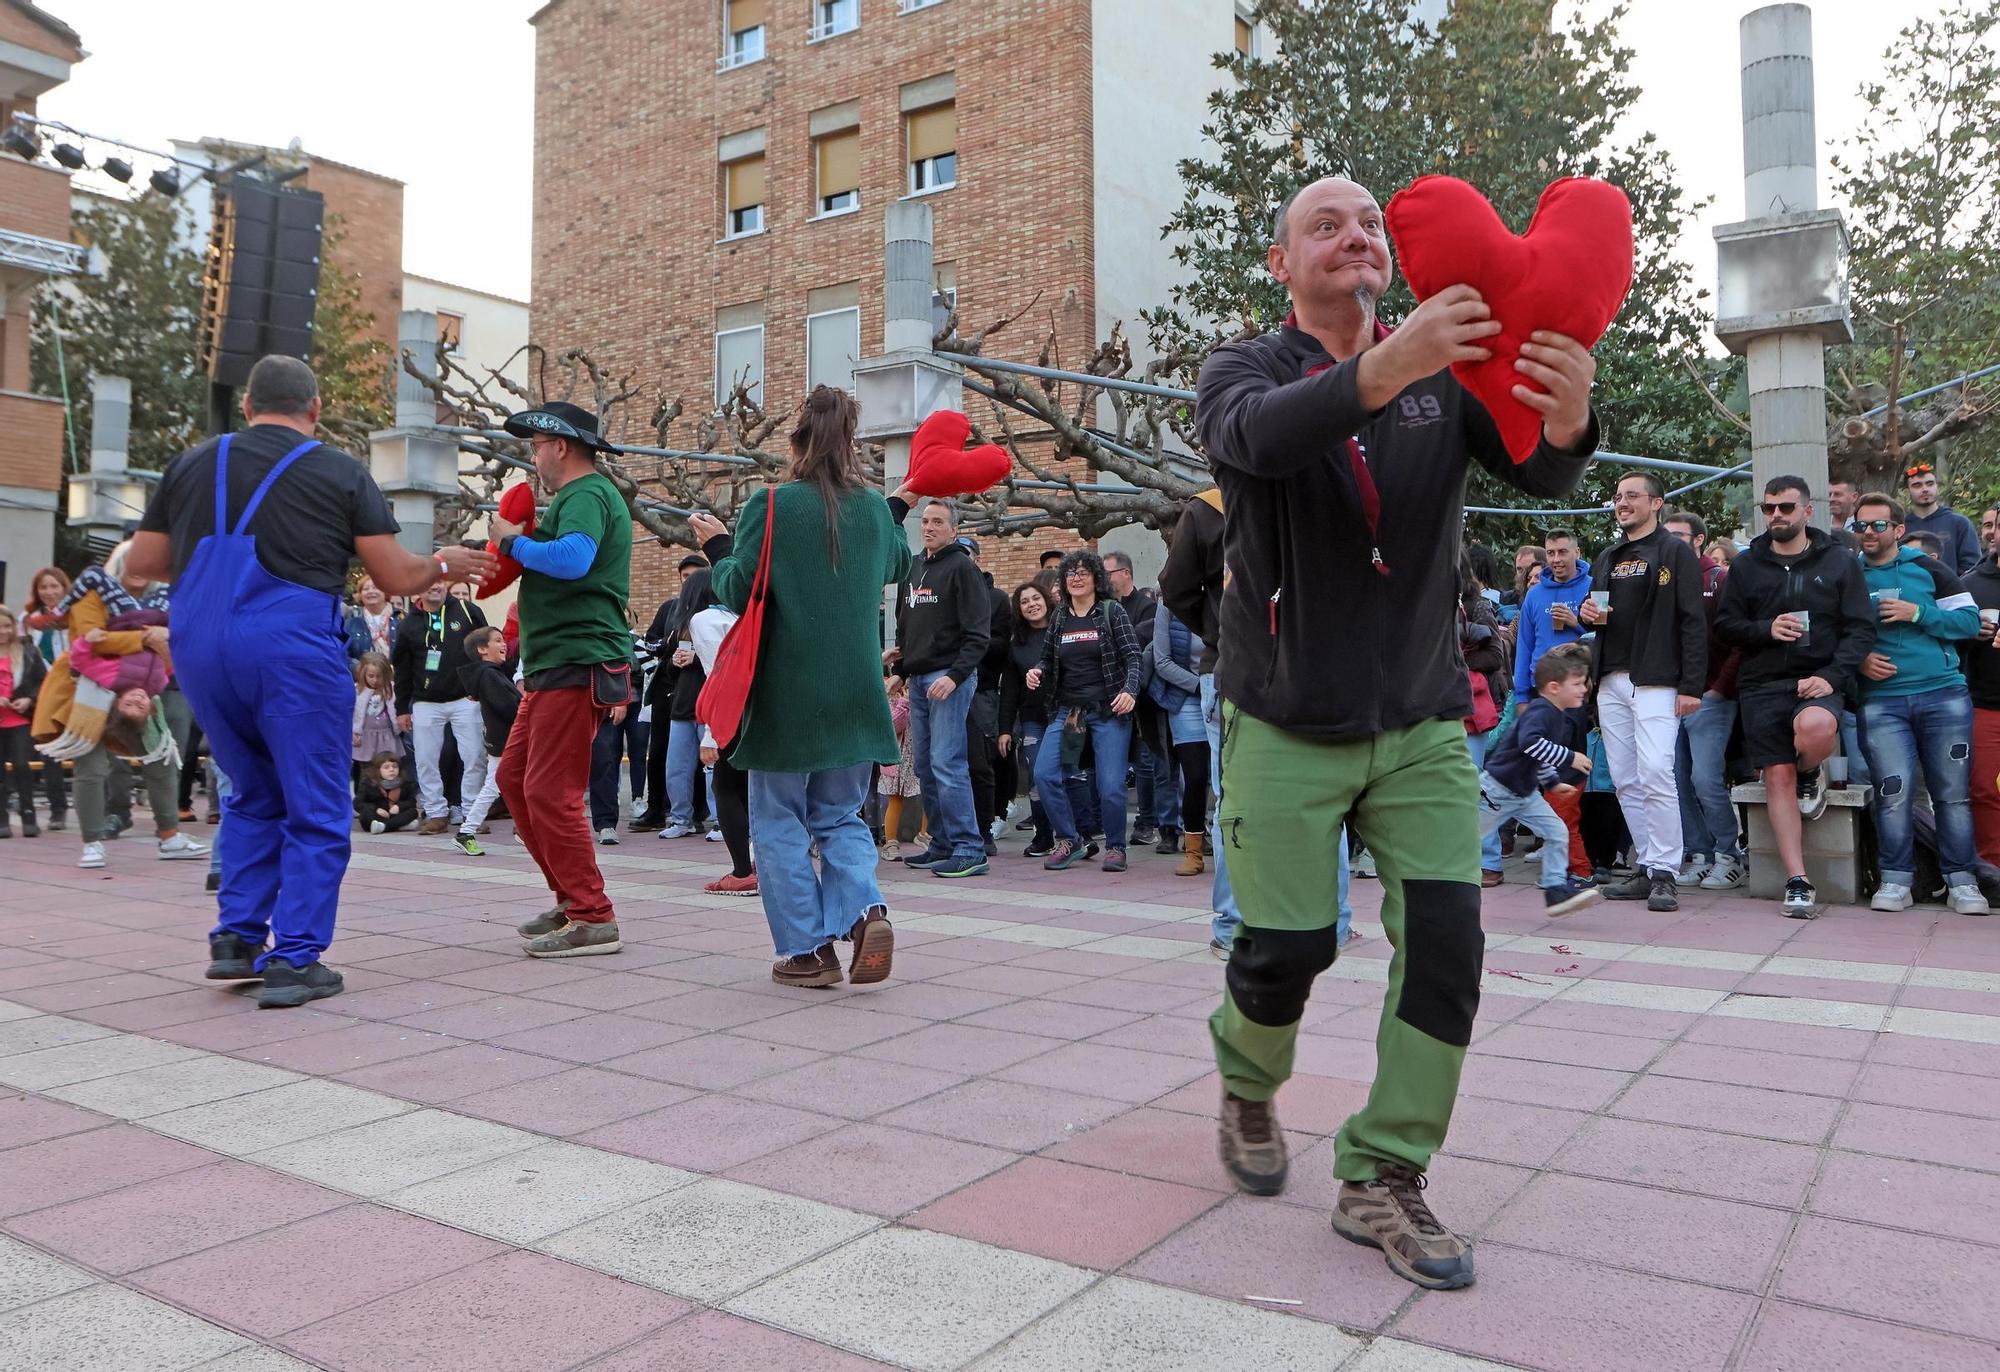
[
  {"x1": 460, "y1": 751, "x2": 504, "y2": 836},
  {"x1": 1598, "y1": 672, "x2": 1683, "y2": 875},
  {"x1": 412, "y1": 698, "x2": 487, "y2": 820}
]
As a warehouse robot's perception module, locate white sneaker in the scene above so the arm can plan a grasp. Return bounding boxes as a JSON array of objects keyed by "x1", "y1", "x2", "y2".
[
  {"x1": 705, "y1": 828, "x2": 725, "y2": 842},
  {"x1": 1352, "y1": 847, "x2": 1377, "y2": 878},
  {"x1": 1871, "y1": 882, "x2": 1913, "y2": 912},
  {"x1": 157, "y1": 835, "x2": 209, "y2": 861},
  {"x1": 1782, "y1": 876, "x2": 1818, "y2": 919},
  {"x1": 370, "y1": 820, "x2": 387, "y2": 835},
  {"x1": 597, "y1": 827, "x2": 620, "y2": 846},
  {"x1": 1678, "y1": 854, "x2": 1715, "y2": 885},
  {"x1": 657, "y1": 822, "x2": 696, "y2": 840},
  {"x1": 78, "y1": 842, "x2": 105, "y2": 869},
  {"x1": 1700, "y1": 854, "x2": 1747, "y2": 890},
  {"x1": 1948, "y1": 883, "x2": 1991, "y2": 916}
]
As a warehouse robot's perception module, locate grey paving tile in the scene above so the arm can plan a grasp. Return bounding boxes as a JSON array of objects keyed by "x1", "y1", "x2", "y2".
[
  {"x1": 0, "y1": 1234, "x2": 93, "y2": 1311},
  {"x1": 0, "y1": 1015, "x2": 116, "y2": 1057},
  {"x1": 0, "y1": 1034, "x2": 201, "y2": 1090},
  {"x1": 544, "y1": 1178, "x2": 879, "y2": 1302},
  {"x1": 726, "y1": 1227, "x2": 1096, "y2": 1372},
  {"x1": 974, "y1": 1276, "x2": 1359, "y2": 1371},
  {"x1": 253, "y1": 1109, "x2": 539, "y2": 1196},
  {"x1": 147, "y1": 1079, "x2": 417, "y2": 1155},
  {"x1": 1343, "y1": 1341, "x2": 1525, "y2": 1372},
  {"x1": 44, "y1": 1056, "x2": 300, "y2": 1119},
  {"x1": 0, "y1": 1282, "x2": 247, "y2": 1371},
  {"x1": 386, "y1": 1141, "x2": 697, "y2": 1244},
  {"x1": 190, "y1": 1349, "x2": 322, "y2": 1372}
]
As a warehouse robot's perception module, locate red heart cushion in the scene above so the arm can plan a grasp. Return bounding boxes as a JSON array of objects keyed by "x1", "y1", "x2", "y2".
[
  {"x1": 907, "y1": 410, "x2": 1012, "y2": 497},
  {"x1": 478, "y1": 481, "x2": 538, "y2": 597},
  {"x1": 1385, "y1": 175, "x2": 1633, "y2": 462}
]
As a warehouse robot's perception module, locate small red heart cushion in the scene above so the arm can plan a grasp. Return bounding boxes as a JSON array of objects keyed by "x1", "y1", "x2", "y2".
[
  {"x1": 1384, "y1": 175, "x2": 1633, "y2": 462},
  {"x1": 478, "y1": 481, "x2": 538, "y2": 597},
  {"x1": 907, "y1": 410, "x2": 1013, "y2": 497}
]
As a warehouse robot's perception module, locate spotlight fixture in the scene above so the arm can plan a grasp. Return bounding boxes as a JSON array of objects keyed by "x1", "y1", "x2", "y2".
[
  {"x1": 50, "y1": 142, "x2": 86, "y2": 169},
  {"x1": 102, "y1": 157, "x2": 133, "y2": 183},
  {"x1": 0, "y1": 124, "x2": 35, "y2": 160},
  {"x1": 147, "y1": 166, "x2": 181, "y2": 196}
]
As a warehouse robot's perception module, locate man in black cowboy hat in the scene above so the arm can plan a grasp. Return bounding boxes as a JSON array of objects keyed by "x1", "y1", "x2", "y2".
[{"x1": 488, "y1": 401, "x2": 635, "y2": 957}]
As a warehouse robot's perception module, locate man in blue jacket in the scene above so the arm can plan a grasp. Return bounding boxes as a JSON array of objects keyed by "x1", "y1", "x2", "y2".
[
  {"x1": 1511, "y1": 531, "x2": 1591, "y2": 702},
  {"x1": 1853, "y1": 492, "x2": 1987, "y2": 914}
]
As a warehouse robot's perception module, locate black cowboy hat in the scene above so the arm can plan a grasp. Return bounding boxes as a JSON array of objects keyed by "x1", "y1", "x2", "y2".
[{"x1": 503, "y1": 400, "x2": 618, "y2": 454}]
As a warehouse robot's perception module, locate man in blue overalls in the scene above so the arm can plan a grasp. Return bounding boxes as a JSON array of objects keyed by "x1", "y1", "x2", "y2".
[{"x1": 127, "y1": 356, "x2": 495, "y2": 1008}]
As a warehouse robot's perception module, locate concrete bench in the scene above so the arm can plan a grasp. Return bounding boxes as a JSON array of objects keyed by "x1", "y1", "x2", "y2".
[{"x1": 1730, "y1": 780, "x2": 1873, "y2": 904}]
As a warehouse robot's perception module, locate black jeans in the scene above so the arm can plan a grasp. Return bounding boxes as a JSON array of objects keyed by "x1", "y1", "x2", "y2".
[
  {"x1": 967, "y1": 689, "x2": 1000, "y2": 843},
  {"x1": 713, "y1": 755, "x2": 752, "y2": 877},
  {"x1": 0, "y1": 726, "x2": 34, "y2": 824}
]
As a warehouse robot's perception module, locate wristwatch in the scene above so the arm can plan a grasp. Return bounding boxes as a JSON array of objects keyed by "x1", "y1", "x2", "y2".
[{"x1": 497, "y1": 534, "x2": 519, "y2": 559}]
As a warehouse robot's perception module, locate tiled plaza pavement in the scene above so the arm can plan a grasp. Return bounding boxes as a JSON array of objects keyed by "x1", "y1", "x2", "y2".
[{"x1": 4, "y1": 818, "x2": 2000, "y2": 1372}]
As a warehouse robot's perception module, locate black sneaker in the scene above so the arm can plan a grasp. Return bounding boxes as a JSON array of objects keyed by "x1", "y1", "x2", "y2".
[
  {"x1": 204, "y1": 872, "x2": 220, "y2": 893},
  {"x1": 1601, "y1": 871, "x2": 1653, "y2": 901},
  {"x1": 1023, "y1": 836, "x2": 1054, "y2": 859},
  {"x1": 1783, "y1": 876, "x2": 1818, "y2": 919},
  {"x1": 257, "y1": 960, "x2": 344, "y2": 1008},
  {"x1": 205, "y1": 933, "x2": 261, "y2": 980},
  {"x1": 903, "y1": 847, "x2": 951, "y2": 870},
  {"x1": 983, "y1": 837, "x2": 999, "y2": 857},
  {"x1": 1542, "y1": 879, "x2": 1602, "y2": 918},
  {"x1": 1647, "y1": 871, "x2": 1679, "y2": 912},
  {"x1": 931, "y1": 853, "x2": 990, "y2": 879},
  {"x1": 1155, "y1": 826, "x2": 1180, "y2": 855},
  {"x1": 1797, "y1": 766, "x2": 1829, "y2": 822},
  {"x1": 1132, "y1": 823, "x2": 1160, "y2": 847}
]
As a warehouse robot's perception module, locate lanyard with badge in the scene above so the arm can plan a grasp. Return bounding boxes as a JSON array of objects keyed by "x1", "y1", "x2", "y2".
[{"x1": 425, "y1": 610, "x2": 445, "y2": 676}]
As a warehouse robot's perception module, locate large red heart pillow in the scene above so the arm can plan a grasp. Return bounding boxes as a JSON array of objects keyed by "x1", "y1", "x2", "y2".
[
  {"x1": 478, "y1": 481, "x2": 538, "y2": 597},
  {"x1": 907, "y1": 410, "x2": 1012, "y2": 497},
  {"x1": 1385, "y1": 175, "x2": 1633, "y2": 462}
]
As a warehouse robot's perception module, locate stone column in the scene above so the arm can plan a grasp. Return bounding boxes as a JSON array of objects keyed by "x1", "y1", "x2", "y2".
[{"x1": 367, "y1": 310, "x2": 461, "y2": 554}]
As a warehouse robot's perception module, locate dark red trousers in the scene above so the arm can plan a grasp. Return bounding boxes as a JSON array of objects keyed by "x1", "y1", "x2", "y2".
[
  {"x1": 497, "y1": 685, "x2": 614, "y2": 923},
  {"x1": 1544, "y1": 784, "x2": 1594, "y2": 880}
]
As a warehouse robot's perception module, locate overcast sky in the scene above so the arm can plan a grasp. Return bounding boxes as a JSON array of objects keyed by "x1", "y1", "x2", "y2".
[{"x1": 35, "y1": 0, "x2": 1912, "y2": 308}]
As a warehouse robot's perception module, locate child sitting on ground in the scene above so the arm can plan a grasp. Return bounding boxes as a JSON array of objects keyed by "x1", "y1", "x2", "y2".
[
  {"x1": 355, "y1": 752, "x2": 417, "y2": 834},
  {"x1": 1478, "y1": 650, "x2": 1602, "y2": 917},
  {"x1": 452, "y1": 626, "x2": 520, "y2": 856}
]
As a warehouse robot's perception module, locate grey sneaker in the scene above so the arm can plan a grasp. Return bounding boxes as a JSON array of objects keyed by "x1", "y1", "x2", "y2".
[
  {"x1": 1601, "y1": 871, "x2": 1653, "y2": 901},
  {"x1": 516, "y1": 902, "x2": 572, "y2": 939},
  {"x1": 1218, "y1": 1092, "x2": 1288, "y2": 1195},
  {"x1": 523, "y1": 919, "x2": 622, "y2": 958},
  {"x1": 1647, "y1": 872, "x2": 1680, "y2": 913},
  {"x1": 1332, "y1": 1163, "x2": 1474, "y2": 1290},
  {"x1": 1783, "y1": 876, "x2": 1818, "y2": 919}
]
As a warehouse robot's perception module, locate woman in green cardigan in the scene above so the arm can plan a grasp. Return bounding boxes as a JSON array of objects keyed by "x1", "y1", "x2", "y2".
[{"x1": 694, "y1": 388, "x2": 913, "y2": 989}]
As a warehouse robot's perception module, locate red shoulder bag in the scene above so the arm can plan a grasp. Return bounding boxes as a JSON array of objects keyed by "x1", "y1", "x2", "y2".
[{"x1": 696, "y1": 486, "x2": 777, "y2": 749}]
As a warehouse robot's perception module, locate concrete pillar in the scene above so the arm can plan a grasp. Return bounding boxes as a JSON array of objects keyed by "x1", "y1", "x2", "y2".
[
  {"x1": 89, "y1": 374, "x2": 132, "y2": 479},
  {"x1": 367, "y1": 310, "x2": 460, "y2": 554}
]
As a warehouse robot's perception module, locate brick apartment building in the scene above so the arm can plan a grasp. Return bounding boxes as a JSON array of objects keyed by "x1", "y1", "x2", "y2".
[
  {"x1": 528, "y1": 0, "x2": 1260, "y2": 614},
  {"x1": 0, "y1": 0, "x2": 83, "y2": 593}
]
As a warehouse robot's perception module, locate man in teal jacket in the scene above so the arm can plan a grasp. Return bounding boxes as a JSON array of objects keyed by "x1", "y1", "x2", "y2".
[{"x1": 1854, "y1": 492, "x2": 1987, "y2": 914}]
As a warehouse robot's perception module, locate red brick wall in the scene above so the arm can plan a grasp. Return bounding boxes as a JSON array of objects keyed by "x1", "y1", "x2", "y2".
[
  {"x1": 301, "y1": 158, "x2": 405, "y2": 353},
  {"x1": 530, "y1": 0, "x2": 1097, "y2": 612},
  {"x1": 0, "y1": 158, "x2": 70, "y2": 244},
  {"x1": 0, "y1": 391, "x2": 65, "y2": 492},
  {"x1": 0, "y1": 4, "x2": 82, "y2": 62}
]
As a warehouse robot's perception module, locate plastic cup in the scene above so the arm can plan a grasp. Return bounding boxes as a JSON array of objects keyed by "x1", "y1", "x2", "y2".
[
  {"x1": 1878, "y1": 586, "x2": 1902, "y2": 603},
  {"x1": 1982, "y1": 609, "x2": 1998, "y2": 628},
  {"x1": 1794, "y1": 610, "x2": 1811, "y2": 632},
  {"x1": 1589, "y1": 591, "x2": 1611, "y2": 616}
]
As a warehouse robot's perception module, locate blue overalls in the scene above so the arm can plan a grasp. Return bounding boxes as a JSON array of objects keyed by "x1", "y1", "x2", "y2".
[{"x1": 170, "y1": 435, "x2": 355, "y2": 972}]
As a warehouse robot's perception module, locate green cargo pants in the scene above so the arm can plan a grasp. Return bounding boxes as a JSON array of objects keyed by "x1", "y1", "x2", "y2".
[{"x1": 1210, "y1": 706, "x2": 1484, "y2": 1181}]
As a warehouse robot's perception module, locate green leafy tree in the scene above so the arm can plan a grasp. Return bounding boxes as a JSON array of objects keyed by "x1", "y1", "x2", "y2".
[{"x1": 1144, "y1": 0, "x2": 1741, "y2": 546}]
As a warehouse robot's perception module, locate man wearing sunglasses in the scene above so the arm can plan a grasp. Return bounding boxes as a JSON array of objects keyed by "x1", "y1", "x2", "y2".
[
  {"x1": 1851, "y1": 493, "x2": 1987, "y2": 914},
  {"x1": 1715, "y1": 477, "x2": 1876, "y2": 917},
  {"x1": 1902, "y1": 464, "x2": 1980, "y2": 576}
]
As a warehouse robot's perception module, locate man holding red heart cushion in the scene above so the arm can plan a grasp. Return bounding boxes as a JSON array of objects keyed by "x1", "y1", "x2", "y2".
[{"x1": 1197, "y1": 175, "x2": 1601, "y2": 1292}]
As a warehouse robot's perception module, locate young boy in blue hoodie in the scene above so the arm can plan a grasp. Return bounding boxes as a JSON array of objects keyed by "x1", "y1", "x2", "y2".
[{"x1": 1479, "y1": 648, "x2": 1603, "y2": 917}]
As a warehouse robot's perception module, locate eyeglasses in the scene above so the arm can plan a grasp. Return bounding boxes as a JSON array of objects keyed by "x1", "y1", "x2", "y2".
[
  {"x1": 1856, "y1": 518, "x2": 1896, "y2": 533},
  {"x1": 1760, "y1": 501, "x2": 1800, "y2": 516},
  {"x1": 1064, "y1": 568, "x2": 1093, "y2": 578}
]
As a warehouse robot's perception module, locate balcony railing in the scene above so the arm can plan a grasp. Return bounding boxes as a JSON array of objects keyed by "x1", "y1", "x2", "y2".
[{"x1": 898, "y1": 0, "x2": 944, "y2": 12}]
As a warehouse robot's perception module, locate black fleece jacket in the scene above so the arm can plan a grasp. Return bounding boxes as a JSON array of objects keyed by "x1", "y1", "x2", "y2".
[
  {"x1": 457, "y1": 659, "x2": 521, "y2": 757},
  {"x1": 895, "y1": 540, "x2": 991, "y2": 685},
  {"x1": 1958, "y1": 556, "x2": 2000, "y2": 709},
  {"x1": 392, "y1": 598, "x2": 487, "y2": 713},
  {"x1": 1715, "y1": 527, "x2": 1875, "y2": 697},
  {"x1": 1195, "y1": 324, "x2": 1595, "y2": 738},
  {"x1": 1159, "y1": 492, "x2": 1225, "y2": 675},
  {"x1": 1589, "y1": 524, "x2": 1708, "y2": 696}
]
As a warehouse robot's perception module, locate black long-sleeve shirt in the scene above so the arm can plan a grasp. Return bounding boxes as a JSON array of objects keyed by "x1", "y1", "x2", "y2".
[{"x1": 895, "y1": 541, "x2": 991, "y2": 685}]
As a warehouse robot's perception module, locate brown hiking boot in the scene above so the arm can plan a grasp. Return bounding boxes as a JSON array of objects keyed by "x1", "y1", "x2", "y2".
[
  {"x1": 772, "y1": 946, "x2": 843, "y2": 988},
  {"x1": 523, "y1": 919, "x2": 621, "y2": 959},
  {"x1": 1332, "y1": 1163, "x2": 1475, "y2": 1290},
  {"x1": 1218, "y1": 1091, "x2": 1288, "y2": 1195},
  {"x1": 417, "y1": 817, "x2": 449, "y2": 836},
  {"x1": 1176, "y1": 832, "x2": 1205, "y2": 877},
  {"x1": 516, "y1": 902, "x2": 571, "y2": 939},
  {"x1": 847, "y1": 905, "x2": 894, "y2": 985}
]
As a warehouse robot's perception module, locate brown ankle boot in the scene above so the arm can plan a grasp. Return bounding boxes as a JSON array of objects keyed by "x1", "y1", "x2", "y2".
[{"x1": 1176, "y1": 831, "x2": 1205, "y2": 877}]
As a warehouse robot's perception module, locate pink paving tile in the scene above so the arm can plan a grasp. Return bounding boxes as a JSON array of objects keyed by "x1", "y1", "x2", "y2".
[
  {"x1": 390, "y1": 993, "x2": 591, "y2": 1039},
  {"x1": 242, "y1": 1020, "x2": 463, "y2": 1073},
  {"x1": 632, "y1": 952, "x2": 776, "y2": 986},
  {"x1": 284, "y1": 1248, "x2": 689, "y2": 1369},
  {"x1": 1393, "y1": 1242, "x2": 1756, "y2": 1371},
  {"x1": 928, "y1": 964, "x2": 1096, "y2": 996},
  {"x1": 329, "y1": 979, "x2": 497, "y2": 1022},
  {"x1": 1832, "y1": 1101, "x2": 2000, "y2": 1174},
  {"x1": 856, "y1": 1022, "x2": 1066, "y2": 1075},
  {"x1": 0, "y1": 1122, "x2": 214, "y2": 1217},
  {"x1": 1086, "y1": 1012, "x2": 1223, "y2": 1061},
  {"x1": 5, "y1": 1159, "x2": 346, "y2": 1273},
  {"x1": 1041, "y1": 1106, "x2": 1244, "y2": 1193},
  {"x1": 1892, "y1": 986, "x2": 2000, "y2": 1016},
  {"x1": 1038, "y1": 978, "x2": 1215, "y2": 1015},
  {"x1": 1152, "y1": 1071, "x2": 1370, "y2": 1137},
  {"x1": 955, "y1": 999, "x2": 1143, "y2": 1039},
  {"x1": 129, "y1": 1208, "x2": 504, "y2": 1336},
  {"x1": 1290, "y1": 1033, "x2": 1384, "y2": 1080},
  {"x1": 578, "y1": 1093, "x2": 844, "y2": 1172},
  {"x1": 828, "y1": 980, "x2": 1018, "y2": 1021},
  {"x1": 1472, "y1": 1022, "x2": 1663, "y2": 1072},
  {"x1": 1733, "y1": 972, "x2": 1900, "y2": 1004},
  {"x1": 1480, "y1": 1172, "x2": 1792, "y2": 1290},
  {"x1": 725, "y1": 1121, "x2": 1015, "y2": 1218},
  {"x1": 1647, "y1": 1040, "x2": 1862, "y2": 1097},
  {"x1": 1436, "y1": 1097, "x2": 1594, "y2": 1168},
  {"x1": 1285, "y1": 1139, "x2": 1532, "y2": 1233},
  {"x1": 1516, "y1": 999, "x2": 1701, "y2": 1039},
  {"x1": 1589, "y1": 960, "x2": 1744, "y2": 991},
  {"x1": 453, "y1": 1067, "x2": 700, "y2": 1135},
  {"x1": 731, "y1": 1003, "x2": 933, "y2": 1052},
  {"x1": 994, "y1": 1041, "x2": 1214, "y2": 1103},
  {"x1": 1455, "y1": 1054, "x2": 1632, "y2": 1112},
  {"x1": 1681, "y1": 1015, "x2": 1877, "y2": 1061},
  {"x1": 579, "y1": 1309, "x2": 891, "y2": 1371},
  {"x1": 1850, "y1": 1061, "x2": 2000, "y2": 1119},
  {"x1": 489, "y1": 1011, "x2": 703, "y2": 1063},
  {"x1": 598, "y1": 1033, "x2": 826, "y2": 1091},
  {"x1": 879, "y1": 1078, "x2": 1126, "y2": 1151},
  {"x1": 618, "y1": 985, "x2": 805, "y2": 1029},
  {"x1": 0, "y1": 959, "x2": 104, "y2": 993},
  {"x1": 6, "y1": 969, "x2": 194, "y2": 1012},
  {"x1": 1774, "y1": 1215, "x2": 2000, "y2": 1342},
  {"x1": 1864, "y1": 1033, "x2": 2000, "y2": 1079},
  {"x1": 515, "y1": 968, "x2": 701, "y2": 1012},
  {"x1": 1125, "y1": 1193, "x2": 1414, "y2": 1331},
  {"x1": 433, "y1": 957, "x2": 614, "y2": 995},
  {"x1": 1612, "y1": 1073, "x2": 1843, "y2": 1145},
  {"x1": 1813, "y1": 1149, "x2": 2000, "y2": 1248},
  {"x1": 152, "y1": 1005, "x2": 358, "y2": 1055},
  {"x1": 872, "y1": 949, "x2": 985, "y2": 982},
  {"x1": 1552, "y1": 1115, "x2": 1819, "y2": 1208},
  {"x1": 0, "y1": 1092, "x2": 105, "y2": 1148},
  {"x1": 345, "y1": 944, "x2": 519, "y2": 979},
  {"x1": 1737, "y1": 1302, "x2": 2000, "y2": 1372},
  {"x1": 909, "y1": 1156, "x2": 1223, "y2": 1269},
  {"x1": 734, "y1": 1053, "x2": 965, "y2": 1120},
  {"x1": 335, "y1": 1042, "x2": 570, "y2": 1104}
]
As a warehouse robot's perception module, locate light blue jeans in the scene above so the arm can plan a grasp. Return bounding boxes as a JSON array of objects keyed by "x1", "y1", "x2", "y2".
[
  {"x1": 208, "y1": 765, "x2": 232, "y2": 880},
  {"x1": 909, "y1": 672, "x2": 981, "y2": 860},
  {"x1": 1861, "y1": 686, "x2": 1979, "y2": 888},
  {"x1": 664, "y1": 719, "x2": 705, "y2": 826},
  {"x1": 747, "y1": 763, "x2": 885, "y2": 958},
  {"x1": 1465, "y1": 729, "x2": 1504, "y2": 871},
  {"x1": 1478, "y1": 773, "x2": 1571, "y2": 888},
  {"x1": 1204, "y1": 675, "x2": 1350, "y2": 947},
  {"x1": 1677, "y1": 692, "x2": 1740, "y2": 859}
]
